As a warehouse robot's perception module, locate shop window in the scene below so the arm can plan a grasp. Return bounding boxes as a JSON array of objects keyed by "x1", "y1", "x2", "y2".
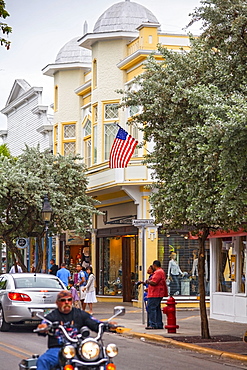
[
  {"x1": 216, "y1": 238, "x2": 233, "y2": 292},
  {"x1": 158, "y1": 234, "x2": 210, "y2": 296},
  {"x1": 98, "y1": 237, "x2": 122, "y2": 296},
  {"x1": 239, "y1": 237, "x2": 246, "y2": 293}
]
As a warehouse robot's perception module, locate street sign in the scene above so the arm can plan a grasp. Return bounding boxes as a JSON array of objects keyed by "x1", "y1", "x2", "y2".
[
  {"x1": 16, "y1": 238, "x2": 29, "y2": 249},
  {"x1": 132, "y1": 219, "x2": 155, "y2": 227}
]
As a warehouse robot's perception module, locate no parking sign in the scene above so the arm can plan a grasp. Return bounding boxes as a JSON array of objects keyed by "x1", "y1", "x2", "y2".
[{"x1": 16, "y1": 238, "x2": 29, "y2": 249}]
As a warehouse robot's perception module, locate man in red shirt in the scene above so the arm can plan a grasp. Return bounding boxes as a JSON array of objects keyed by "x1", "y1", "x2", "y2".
[{"x1": 145, "y1": 260, "x2": 168, "y2": 329}]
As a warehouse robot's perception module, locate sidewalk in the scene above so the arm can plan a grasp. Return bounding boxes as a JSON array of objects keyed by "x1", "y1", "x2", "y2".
[{"x1": 92, "y1": 301, "x2": 247, "y2": 363}]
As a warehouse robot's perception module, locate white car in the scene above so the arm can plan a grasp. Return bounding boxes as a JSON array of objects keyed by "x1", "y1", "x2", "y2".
[{"x1": 0, "y1": 273, "x2": 67, "y2": 331}]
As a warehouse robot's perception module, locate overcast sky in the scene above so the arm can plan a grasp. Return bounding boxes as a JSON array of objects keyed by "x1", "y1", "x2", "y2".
[{"x1": 0, "y1": 0, "x2": 202, "y2": 129}]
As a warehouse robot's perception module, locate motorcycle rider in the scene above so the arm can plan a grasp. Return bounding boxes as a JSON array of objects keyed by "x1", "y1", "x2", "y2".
[{"x1": 36, "y1": 290, "x2": 112, "y2": 370}]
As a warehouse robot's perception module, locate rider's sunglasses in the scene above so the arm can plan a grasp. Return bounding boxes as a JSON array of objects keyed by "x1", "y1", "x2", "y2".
[{"x1": 58, "y1": 297, "x2": 72, "y2": 302}]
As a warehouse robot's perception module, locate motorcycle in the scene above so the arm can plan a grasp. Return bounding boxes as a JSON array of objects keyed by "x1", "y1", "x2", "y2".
[{"x1": 19, "y1": 306, "x2": 125, "y2": 370}]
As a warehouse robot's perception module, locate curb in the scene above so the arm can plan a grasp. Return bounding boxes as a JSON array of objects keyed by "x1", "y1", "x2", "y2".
[{"x1": 121, "y1": 330, "x2": 247, "y2": 363}]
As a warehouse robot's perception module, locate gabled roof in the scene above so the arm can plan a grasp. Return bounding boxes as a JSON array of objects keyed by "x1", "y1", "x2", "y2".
[{"x1": 5, "y1": 79, "x2": 31, "y2": 107}]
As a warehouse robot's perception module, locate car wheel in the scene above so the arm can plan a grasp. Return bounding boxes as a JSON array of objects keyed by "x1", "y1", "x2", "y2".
[{"x1": 0, "y1": 306, "x2": 11, "y2": 332}]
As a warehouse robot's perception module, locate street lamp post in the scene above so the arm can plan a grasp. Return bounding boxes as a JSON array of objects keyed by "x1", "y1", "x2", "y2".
[{"x1": 41, "y1": 195, "x2": 52, "y2": 272}]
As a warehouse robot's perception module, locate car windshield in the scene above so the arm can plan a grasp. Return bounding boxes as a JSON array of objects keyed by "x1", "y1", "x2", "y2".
[{"x1": 14, "y1": 277, "x2": 64, "y2": 289}]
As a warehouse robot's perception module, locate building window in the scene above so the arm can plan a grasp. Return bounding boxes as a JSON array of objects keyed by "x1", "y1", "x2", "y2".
[
  {"x1": 64, "y1": 142, "x2": 76, "y2": 156},
  {"x1": 129, "y1": 123, "x2": 138, "y2": 157},
  {"x1": 63, "y1": 123, "x2": 76, "y2": 157},
  {"x1": 64, "y1": 124, "x2": 76, "y2": 139},
  {"x1": 84, "y1": 139, "x2": 91, "y2": 167},
  {"x1": 54, "y1": 85, "x2": 58, "y2": 112},
  {"x1": 129, "y1": 105, "x2": 140, "y2": 117},
  {"x1": 93, "y1": 59, "x2": 97, "y2": 89},
  {"x1": 83, "y1": 118, "x2": 92, "y2": 168},
  {"x1": 104, "y1": 103, "x2": 119, "y2": 120},
  {"x1": 93, "y1": 125, "x2": 97, "y2": 164},
  {"x1": 54, "y1": 125, "x2": 58, "y2": 155},
  {"x1": 104, "y1": 123, "x2": 118, "y2": 161},
  {"x1": 84, "y1": 119, "x2": 91, "y2": 137},
  {"x1": 93, "y1": 104, "x2": 98, "y2": 123},
  {"x1": 216, "y1": 238, "x2": 233, "y2": 293}
]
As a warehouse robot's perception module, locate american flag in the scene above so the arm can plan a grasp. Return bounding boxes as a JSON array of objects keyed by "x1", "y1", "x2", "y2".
[{"x1": 109, "y1": 126, "x2": 138, "y2": 168}]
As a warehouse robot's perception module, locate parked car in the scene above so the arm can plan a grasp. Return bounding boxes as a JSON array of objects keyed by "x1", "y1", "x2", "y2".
[{"x1": 0, "y1": 273, "x2": 67, "y2": 331}]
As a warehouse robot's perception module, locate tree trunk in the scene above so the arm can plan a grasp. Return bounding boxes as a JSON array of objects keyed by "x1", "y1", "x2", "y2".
[
  {"x1": 198, "y1": 227, "x2": 210, "y2": 339},
  {"x1": 4, "y1": 235, "x2": 27, "y2": 272}
]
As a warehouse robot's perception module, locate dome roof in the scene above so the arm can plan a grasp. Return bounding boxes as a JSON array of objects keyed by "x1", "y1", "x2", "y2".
[
  {"x1": 55, "y1": 37, "x2": 91, "y2": 64},
  {"x1": 93, "y1": 0, "x2": 159, "y2": 33}
]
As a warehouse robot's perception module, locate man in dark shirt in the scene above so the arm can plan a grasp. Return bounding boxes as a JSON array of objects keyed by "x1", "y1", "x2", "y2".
[
  {"x1": 36, "y1": 290, "x2": 104, "y2": 370},
  {"x1": 48, "y1": 259, "x2": 58, "y2": 276}
]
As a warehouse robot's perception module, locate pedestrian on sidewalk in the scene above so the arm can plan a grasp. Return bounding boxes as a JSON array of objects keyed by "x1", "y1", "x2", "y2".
[
  {"x1": 9, "y1": 261, "x2": 23, "y2": 273},
  {"x1": 48, "y1": 259, "x2": 58, "y2": 276},
  {"x1": 144, "y1": 265, "x2": 154, "y2": 327},
  {"x1": 68, "y1": 280, "x2": 81, "y2": 308},
  {"x1": 82, "y1": 266, "x2": 97, "y2": 315},
  {"x1": 76, "y1": 264, "x2": 88, "y2": 310},
  {"x1": 56, "y1": 263, "x2": 71, "y2": 287},
  {"x1": 145, "y1": 260, "x2": 167, "y2": 330}
]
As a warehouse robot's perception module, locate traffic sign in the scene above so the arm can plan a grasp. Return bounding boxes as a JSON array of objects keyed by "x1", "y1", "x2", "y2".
[
  {"x1": 132, "y1": 219, "x2": 155, "y2": 227},
  {"x1": 16, "y1": 238, "x2": 29, "y2": 249}
]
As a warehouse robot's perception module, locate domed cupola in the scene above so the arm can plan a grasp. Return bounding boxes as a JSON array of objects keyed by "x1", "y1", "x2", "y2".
[
  {"x1": 55, "y1": 37, "x2": 91, "y2": 64},
  {"x1": 93, "y1": 0, "x2": 159, "y2": 33}
]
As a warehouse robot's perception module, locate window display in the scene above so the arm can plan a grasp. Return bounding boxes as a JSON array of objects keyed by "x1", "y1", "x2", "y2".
[
  {"x1": 158, "y1": 234, "x2": 210, "y2": 296},
  {"x1": 216, "y1": 238, "x2": 233, "y2": 292},
  {"x1": 239, "y1": 237, "x2": 246, "y2": 293}
]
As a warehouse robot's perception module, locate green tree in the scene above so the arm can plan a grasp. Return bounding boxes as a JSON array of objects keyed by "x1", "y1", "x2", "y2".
[
  {"x1": 0, "y1": 143, "x2": 10, "y2": 157},
  {"x1": 0, "y1": 0, "x2": 12, "y2": 49},
  {"x1": 0, "y1": 146, "x2": 99, "y2": 272},
  {"x1": 120, "y1": 0, "x2": 247, "y2": 338}
]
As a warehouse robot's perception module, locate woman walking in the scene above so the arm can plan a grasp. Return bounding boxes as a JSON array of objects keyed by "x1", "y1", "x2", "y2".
[{"x1": 83, "y1": 266, "x2": 97, "y2": 315}]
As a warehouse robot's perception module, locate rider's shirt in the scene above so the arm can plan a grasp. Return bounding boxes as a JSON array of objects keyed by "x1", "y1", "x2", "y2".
[{"x1": 42, "y1": 307, "x2": 100, "y2": 348}]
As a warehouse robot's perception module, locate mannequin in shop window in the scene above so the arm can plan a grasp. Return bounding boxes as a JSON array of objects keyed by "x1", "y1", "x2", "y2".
[
  {"x1": 192, "y1": 256, "x2": 209, "y2": 295},
  {"x1": 167, "y1": 252, "x2": 183, "y2": 295},
  {"x1": 82, "y1": 246, "x2": 90, "y2": 269}
]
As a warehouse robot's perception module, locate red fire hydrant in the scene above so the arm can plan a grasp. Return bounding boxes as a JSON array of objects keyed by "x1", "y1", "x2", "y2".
[{"x1": 163, "y1": 296, "x2": 179, "y2": 333}]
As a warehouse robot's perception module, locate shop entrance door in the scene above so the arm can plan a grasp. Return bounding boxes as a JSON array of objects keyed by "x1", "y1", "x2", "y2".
[
  {"x1": 122, "y1": 236, "x2": 138, "y2": 302},
  {"x1": 96, "y1": 234, "x2": 138, "y2": 302}
]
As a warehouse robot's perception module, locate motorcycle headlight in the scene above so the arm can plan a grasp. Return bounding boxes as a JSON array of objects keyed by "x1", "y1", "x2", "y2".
[
  {"x1": 79, "y1": 340, "x2": 100, "y2": 361},
  {"x1": 106, "y1": 343, "x2": 118, "y2": 358},
  {"x1": 62, "y1": 345, "x2": 76, "y2": 359}
]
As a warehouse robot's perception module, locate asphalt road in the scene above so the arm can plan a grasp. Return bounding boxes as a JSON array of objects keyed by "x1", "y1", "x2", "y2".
[{"x1": 0, "y1": 325, "x2": 246, "y2": 370}]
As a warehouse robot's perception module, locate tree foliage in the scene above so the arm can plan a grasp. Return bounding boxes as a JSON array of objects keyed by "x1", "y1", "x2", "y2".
[
  {"x1": 120, "y1": 0, "x2": 247, "y2": 338},
  {"x1": 0, "y1": 0, "x2": 11, "y2": 49},
  {"x1": 0, "y1": 146, "x2": 99, "y2": 272},
  {"x1": 0, "y1": 143, "x2": 10, "y2": 157}
]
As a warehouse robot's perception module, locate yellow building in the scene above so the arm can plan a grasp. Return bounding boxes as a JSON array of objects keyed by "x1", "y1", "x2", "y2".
[{"x1": 43, "y1": 0, "x2": 199, "y2": 303}]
